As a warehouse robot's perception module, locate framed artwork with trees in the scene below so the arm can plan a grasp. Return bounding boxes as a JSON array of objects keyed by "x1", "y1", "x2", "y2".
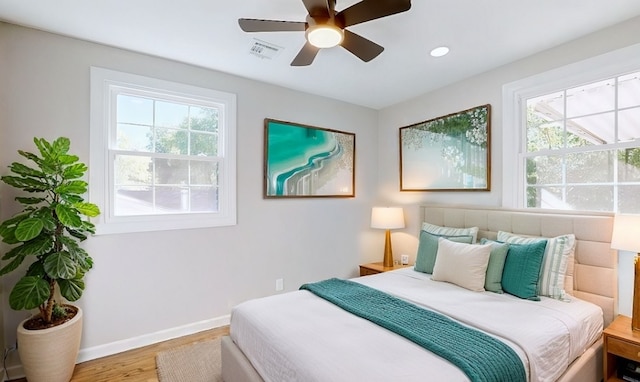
[{"x1": 399, "y1": 104, "x2": 491, "y2": 191}]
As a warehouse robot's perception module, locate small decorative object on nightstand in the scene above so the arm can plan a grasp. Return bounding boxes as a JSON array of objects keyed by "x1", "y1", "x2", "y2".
[
  {"x1": 359, "y1": 262, "x2": 411, "y2": 276},
  {"x1": 603, "y1": 315, "x2": 640, "y2": 381}
]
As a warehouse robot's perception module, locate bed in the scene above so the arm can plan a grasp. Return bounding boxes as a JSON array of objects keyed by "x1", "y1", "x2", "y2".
[{"x1": 221, "y1": 205, "x2": 617, "y2": 382}]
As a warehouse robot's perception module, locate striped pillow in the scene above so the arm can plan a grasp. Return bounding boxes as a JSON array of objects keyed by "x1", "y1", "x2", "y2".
[
  {"x1": 497, "y1": 231, "x2": 576, "y2": 301},
  {"x1": 422, "y1": 222, "x2": 479, "y2": 244}
]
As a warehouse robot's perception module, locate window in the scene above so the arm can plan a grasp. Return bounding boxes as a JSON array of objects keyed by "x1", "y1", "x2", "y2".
[
  {"x1": 503, "y1": 44, "x2": 640, "y2": 213},
  {"x1": 90, "y1": 67, "x2": 236, "y2": 234}
]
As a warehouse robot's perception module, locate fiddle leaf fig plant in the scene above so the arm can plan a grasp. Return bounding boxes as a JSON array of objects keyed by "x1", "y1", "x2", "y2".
[{"x1": 0, "y1": 137, "x2": 100, "y2": 325}]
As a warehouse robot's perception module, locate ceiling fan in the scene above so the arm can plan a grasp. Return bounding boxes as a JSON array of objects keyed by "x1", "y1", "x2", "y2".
[{"x1": 238, "y1": 0, "x2": 412, "y2": 66}]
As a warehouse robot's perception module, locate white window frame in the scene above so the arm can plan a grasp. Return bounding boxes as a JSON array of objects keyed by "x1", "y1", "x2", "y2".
[
  {"x1": 89, "y1": 67, "x2": 236, "y2": 234},
  {"x1": 502, "y1": 43, "x2": 640, "y2": 210}
]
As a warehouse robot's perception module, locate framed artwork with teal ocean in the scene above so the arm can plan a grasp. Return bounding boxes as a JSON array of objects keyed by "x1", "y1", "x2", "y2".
[
  {"x1": 264, "y1": 119, "x2": 355, "y2": 198},
  {"x1": 399, "y1": 104, "x2": 491, "y2": 191}
]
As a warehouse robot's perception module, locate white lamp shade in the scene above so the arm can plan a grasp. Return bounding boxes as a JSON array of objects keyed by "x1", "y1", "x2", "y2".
[
  {"x1": 611, "y1": 214, "x2": 640, "y2": 252},
  {"x1": 371, "y1": 207, "x2": 405, "y2": 230}
]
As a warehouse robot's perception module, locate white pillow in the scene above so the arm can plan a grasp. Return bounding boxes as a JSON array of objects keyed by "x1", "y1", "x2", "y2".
[
  {"x1": 497, "y1": 231, "x2": 576, "y2": 300},
  {"x1": 422, "y1": 222, "x2": 479, "y2": 243},
  {"x1": 432, "y1": 238, "x2": 492, "y2": 292}
]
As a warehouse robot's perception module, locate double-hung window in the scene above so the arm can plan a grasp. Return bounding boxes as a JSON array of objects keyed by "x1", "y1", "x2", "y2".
[
  {"x1": 90, "y1": 67, "x2": 236, "y2": 234},
  {"x1": 503, "y1": 45, "x2": 640, "y2": 213}
]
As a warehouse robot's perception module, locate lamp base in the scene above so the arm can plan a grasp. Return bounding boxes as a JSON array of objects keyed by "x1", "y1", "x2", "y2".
[
  {"x1": 633, "y1": 254, "x2": 640, "y2": 331},
  {"x1": 382, "y1": 229, "x2": 394, "y2": 267}
]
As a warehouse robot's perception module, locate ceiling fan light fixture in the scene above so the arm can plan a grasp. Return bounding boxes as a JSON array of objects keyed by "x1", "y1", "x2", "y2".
[{"x1": 306, "y1": 24, "x2": 344, "y2": 48}]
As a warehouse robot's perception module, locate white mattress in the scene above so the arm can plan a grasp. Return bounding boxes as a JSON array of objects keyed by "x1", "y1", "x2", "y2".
[{"x1": 230, "y1": 268, "x2": 603, "y2": 382}]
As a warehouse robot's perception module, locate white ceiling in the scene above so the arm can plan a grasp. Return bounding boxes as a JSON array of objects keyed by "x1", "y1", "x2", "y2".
[{"x1": 1, "y1": 0, "x2": 640, "y2": 109}]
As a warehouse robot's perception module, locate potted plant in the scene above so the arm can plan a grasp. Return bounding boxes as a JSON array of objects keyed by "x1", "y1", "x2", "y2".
[{"x1": 0, "y1": 137, "x2": 100, "y2": 382}]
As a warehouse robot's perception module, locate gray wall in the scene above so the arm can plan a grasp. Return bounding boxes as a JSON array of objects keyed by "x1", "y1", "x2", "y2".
[{"x1": 0, "y1": 22, "x2": 380, "y2": 366}]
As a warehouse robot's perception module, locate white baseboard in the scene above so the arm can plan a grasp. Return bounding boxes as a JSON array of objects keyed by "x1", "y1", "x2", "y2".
[
  {"x1": 2, "y1": 314, "x2": 230, "y2": 381},
  {"x1": 4, "y1": 365, "x2": 23, "y2": 382},
  {"x1": 78, "y1": 314, "x2": 230, "y2": 363}
]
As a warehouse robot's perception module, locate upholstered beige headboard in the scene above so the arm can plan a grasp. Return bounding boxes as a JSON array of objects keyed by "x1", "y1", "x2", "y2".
[{"x1": 421, "y1": 205, "x2": 617, "y2": 327}]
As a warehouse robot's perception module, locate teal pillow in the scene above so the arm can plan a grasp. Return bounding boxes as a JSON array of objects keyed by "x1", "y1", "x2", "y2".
[
  {"x1": 501, "y1": 240, "x2": 547, "y2": 301},
  {"x1": 414, "y1": 231, "x2": 473, "y2": 274},
  {"x1": 479, "y1": 238, "x2": 510, "y2": 293}
]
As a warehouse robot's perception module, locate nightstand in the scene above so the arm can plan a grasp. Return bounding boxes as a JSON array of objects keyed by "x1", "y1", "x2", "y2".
[
  {"x1": 603, "y1": 315, "x2": 640, "y2": 381},
  {"x1": 359, "y1": 262, "x2": 412, "y2": 276}
]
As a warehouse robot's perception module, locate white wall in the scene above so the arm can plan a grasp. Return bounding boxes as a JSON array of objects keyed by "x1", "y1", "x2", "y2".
[
  {"x1": 377, "y1": 16, "x2": 640, "y2": 313},
  {"x1": 0, "y1": 22, "x2": 381, "y2": 367}
]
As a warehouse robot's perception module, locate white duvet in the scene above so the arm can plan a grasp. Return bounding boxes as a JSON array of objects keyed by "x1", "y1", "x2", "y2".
[{"x1": 230, "y1": 268, "x2": 603, "y2": 382}]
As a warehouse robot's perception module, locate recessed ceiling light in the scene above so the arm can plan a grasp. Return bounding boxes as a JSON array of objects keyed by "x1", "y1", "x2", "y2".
[{"x1": 430, "y1": 46, "x2": 450, "y2": 57}]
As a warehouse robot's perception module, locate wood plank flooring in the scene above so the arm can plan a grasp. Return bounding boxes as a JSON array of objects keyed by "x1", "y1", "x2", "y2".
[{"x1": 9, "y1": 325, "x2": 230, "y2": 382}]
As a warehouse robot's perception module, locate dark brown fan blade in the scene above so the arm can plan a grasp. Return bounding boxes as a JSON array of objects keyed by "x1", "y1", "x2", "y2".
[
  {"x1": 340, "y1": 29, "x2": 384, "y2": 62},
  {"x1": 302, "y1": 0, "x2": 330, "y2": 18},
  {"x1": 238, "y1": 19, "x2": 306, "y2": 32},
  {"x1": 336, "y1": 0, "x2": 411, "y2": 28},
  {"x1": 291, "y1": 42, "x2": 321, "y2": 66}
]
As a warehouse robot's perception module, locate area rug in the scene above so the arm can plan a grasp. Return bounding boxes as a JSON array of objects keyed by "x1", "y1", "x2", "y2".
[{"x1": 156, "y1": 338, "x2": 222, "y2": 382}]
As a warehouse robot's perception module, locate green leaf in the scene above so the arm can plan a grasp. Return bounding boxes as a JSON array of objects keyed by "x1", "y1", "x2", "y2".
[
  {"x1": 59, "y1": 194, "x2": 83, "y2": 204},
  {"x1": 0, "y1": 213, "x2": 29, "y2": 229},
  {"x1": 55, "y1": 180, "x2": 87, "y2": 195},
  {"x1": 26, "y1": 261, "x2": 46, "y2": 278},
  {"x1": 34, "y1": 137, "x2": 53, "y2": 160},
  {"x1": 55, "y1": 204, "x2": 82, "y2": 228},
  {"x1": 44, "y1": 251, "x2": 76, "y2": 279},
  {"x1": 18, "y1": 150, "x2": 44, "y2": 168},
  {"x1": 58, "y1": 154, "x2": 79, "y2": 165},
  {"x1": 2, "y1": 236, "x2": 53, "y2": 260},
  {"x1": 59, "y1": 278, "x2": 84, "y2": 302},
  {"x1": 60, "y1": 235, "x2": 80, "y2": 251},
  {"x1": 1, "y1": 176, "x2": 49, "y2": 191},
  {"x1": 9, "y1": 162, "x2": 45, "y2": 178},
  {"x1": 22, "y1": 235, "x2": 55, "y2": 256},
  {"x1": 1, "y1": 232, "x2": 19, "y2": 245},
  {"x1": 62, "y1": 163, "x2": 87, "y2": 179},
  {"x1": 15, "y1": 197, "x2": 45, "y2": 205},
  {"x1": 9, "y1": 276, "x2": 50, "y2": 310},
  {"x1": 0, "y1": 254, "x2": 26, "y2": 276},
  {"x1": 65, "y1": 228, "x2": 87, "y2": 241},
  {"x1": 82, "y1": 220, "x2": 96, "y2": 234},
  {"x1": 75, "y1": 202, "x2": 100, "y2": 217},
  {"x1": 2, "y1": 246, "x2": 21, "y2": 260},
  {"x1": 0, "y1": 226, "x2": 18, "y2": 244},
  {"x1": 60, "y1": 237, "x2": 92, "y2": 271},
  {"x1": 38, "y1": 211, "x2": 57, "y2": 232},
  {"x1": 51, "y1": 137, "x2": 71, "y2": 156},
  {"x1": 14, "y1": 218, "x2": 44, "y2": 242},
  {"x1": 0, "y1": 214, "x2": 31, "y2": 244},
  {"x1": 78, "y1": 255, "x2": 93, "y2": 273},
  {"x1": 67, "y1": 246, "x2": 93, "y2": 272}
]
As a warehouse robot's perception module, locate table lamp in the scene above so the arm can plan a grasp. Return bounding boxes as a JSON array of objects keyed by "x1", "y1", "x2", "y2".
[
  {"x1": 371, "y1": 207, "x2": 405, "y2": 267},
  {"x1": 611, "y1": 214, "x2": 640, "y2": 331}
]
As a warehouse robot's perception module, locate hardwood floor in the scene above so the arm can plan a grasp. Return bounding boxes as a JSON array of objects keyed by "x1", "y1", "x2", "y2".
[{"x1": 9, "y1": 326, "x2": 230, "y2": 382}]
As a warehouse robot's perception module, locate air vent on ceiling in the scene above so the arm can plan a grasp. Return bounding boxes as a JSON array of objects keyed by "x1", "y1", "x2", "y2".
[{"x1": 249, "y1": 39, "x2": 283, "y2": 60}]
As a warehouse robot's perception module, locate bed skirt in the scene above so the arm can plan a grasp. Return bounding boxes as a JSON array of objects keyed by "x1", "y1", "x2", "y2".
[{"x1": 220, "y1": 335, "x2": 602, "y2": 382}]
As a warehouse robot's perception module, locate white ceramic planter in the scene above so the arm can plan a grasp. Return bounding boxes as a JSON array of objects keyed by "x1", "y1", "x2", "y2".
[{"x1": 17, "y1": 306, "x2": 83, "y2": 382}]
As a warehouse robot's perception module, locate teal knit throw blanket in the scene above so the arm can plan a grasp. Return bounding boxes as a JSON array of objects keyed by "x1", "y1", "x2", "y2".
[{"x1": 300, "y1": 278, "x2": 526, "y2": 382}]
